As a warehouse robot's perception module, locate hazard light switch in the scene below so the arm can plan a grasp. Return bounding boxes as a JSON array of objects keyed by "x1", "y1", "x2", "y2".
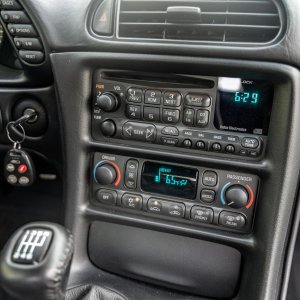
[{"x1": 92, "y1": 0, "x2": 114, "y2": 36}]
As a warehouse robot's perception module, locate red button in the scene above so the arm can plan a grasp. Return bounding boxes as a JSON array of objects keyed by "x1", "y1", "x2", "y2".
[{"x1": 18, "y1": 164, "x2": 27, "y2": 174}]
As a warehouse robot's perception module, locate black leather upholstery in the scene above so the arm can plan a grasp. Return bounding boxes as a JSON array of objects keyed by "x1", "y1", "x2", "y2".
[
  {"x1": 66, "y1": 285, "x2": 127, "y2": 300},
  {"x1": 0, "y1": 222, "x2": 73, "y2": 300}
]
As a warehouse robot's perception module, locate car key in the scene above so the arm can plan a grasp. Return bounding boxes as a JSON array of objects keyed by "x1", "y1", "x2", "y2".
[
  {"x1": 4, "y1": 116, "x2": 37, "y2": 187},
  {"x1": 4, "y1": 143, "x2": 36, "y2": 186}
]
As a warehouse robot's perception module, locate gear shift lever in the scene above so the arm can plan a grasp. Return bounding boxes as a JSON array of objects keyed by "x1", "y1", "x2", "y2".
[{"x1": 0, "y1": 222, "x2": 74, "y2": 300}]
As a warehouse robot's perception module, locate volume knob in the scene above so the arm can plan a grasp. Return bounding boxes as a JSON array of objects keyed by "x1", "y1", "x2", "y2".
[
  {"x1": 95, "y1": 163, "x2": 117, "y2": 185},
  {"x1": 96, "y1": 92, "x2": 119, "y2": 112}
]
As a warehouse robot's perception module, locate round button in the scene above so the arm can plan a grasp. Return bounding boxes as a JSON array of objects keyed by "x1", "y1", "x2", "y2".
[
  {"x1": 183, "y1": 139, "x2": 192, "y2": 148},
  {"x1": 94, "y1": 163, "x2": 117, "y2": 185},
  {"x1": 96, "y1": 92, "x2": 119, "y2": 112},
  {"x1": 196, "y1": 140, "x2": 205, "y2": 150},
  {"x1": 211, "y1": 143, "x2": 222, "y2": 152},
  {"x1": 6, "y1": 163, "x2": 15, "y2": 172},
  {"x1": 100, "y1": 119, "x2": 116, "y2": 137},
  {"x1": 225, "y1": 184, "x2": 249, "y2": 209},
  {"x1": 18, "y1": 164, "x2": 28, "y2": 174},
  {"x1": 225, "y1": 144, "x2": 235, "y2": 153}
]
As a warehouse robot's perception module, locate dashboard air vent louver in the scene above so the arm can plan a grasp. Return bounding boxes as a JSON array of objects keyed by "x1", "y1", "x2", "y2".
[{"x1": 118, "y1": 0, "x2": 282, "y2": 44}]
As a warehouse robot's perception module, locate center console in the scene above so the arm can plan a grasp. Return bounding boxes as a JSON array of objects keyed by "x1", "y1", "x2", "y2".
[{"x1": 90, "y1": 71, "x2": 274, "y2": 234}]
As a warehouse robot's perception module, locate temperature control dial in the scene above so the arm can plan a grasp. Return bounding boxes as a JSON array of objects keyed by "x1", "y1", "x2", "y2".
[
  {"x1": 224, "y1": 185, "x2": 249, "y2": 209},
  {"x1": 93, "y1": 161, "x2": 121, "y2": 186},
  {"x1": 96, "y1": 92, "x2": 119, "y2": 112},
  {"x1": 221, "y1": 183, "x2": 255, "y2": 209}
]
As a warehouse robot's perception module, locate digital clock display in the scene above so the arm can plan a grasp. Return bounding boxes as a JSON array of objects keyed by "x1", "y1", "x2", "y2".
[
  {"x1": 214, "y1": 79, "x2": 274, "y2": 135},
  {"x1": 141, "y1": 162, "x2": 198, "y2": 200}
]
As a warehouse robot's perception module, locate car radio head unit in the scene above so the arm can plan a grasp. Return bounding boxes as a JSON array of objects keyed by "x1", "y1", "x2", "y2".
[{"x1": 92, "y1": 71, "x2": 274, "y2": 160}]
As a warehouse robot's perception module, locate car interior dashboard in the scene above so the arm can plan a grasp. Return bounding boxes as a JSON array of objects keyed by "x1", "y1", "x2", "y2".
[{"x1": 0, "y1": 0, "x2": 300, "y2": 300}]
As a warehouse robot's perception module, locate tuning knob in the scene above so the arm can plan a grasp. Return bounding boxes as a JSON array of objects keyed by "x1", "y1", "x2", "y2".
[
  {"x1": 224, "y1": 184, "x2": 249, "y2": 209},
  {"x1": 96, "y1": 92, "x2": 119, "y2": 112},
  {"x1": 94, "y1": 163, "x2": 117, "y2": 185}
]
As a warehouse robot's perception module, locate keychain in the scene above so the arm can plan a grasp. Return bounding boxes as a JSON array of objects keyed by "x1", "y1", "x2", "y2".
[{"x1": 4, "y1": 119, "x2": 36, "y2": 187}]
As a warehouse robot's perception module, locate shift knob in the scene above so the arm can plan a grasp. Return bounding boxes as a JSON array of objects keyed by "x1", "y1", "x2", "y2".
[{"x1": 0, "y1": 222, "x2": 73, "y2": 300}]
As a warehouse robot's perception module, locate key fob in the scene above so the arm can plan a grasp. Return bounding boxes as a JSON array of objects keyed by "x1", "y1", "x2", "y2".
[{"x1": 4, "y1": 148, "x2": 35, "y2": 186}]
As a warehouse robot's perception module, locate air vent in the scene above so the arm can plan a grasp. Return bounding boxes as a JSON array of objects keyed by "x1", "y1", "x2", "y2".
[{"x1": 118, "y1": 0, "x2": 282, "y2": 44}]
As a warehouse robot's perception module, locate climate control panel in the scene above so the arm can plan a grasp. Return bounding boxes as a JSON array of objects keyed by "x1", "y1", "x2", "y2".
[{"x1": 92, "y1": 153, "x2": 259, "y2": 233}]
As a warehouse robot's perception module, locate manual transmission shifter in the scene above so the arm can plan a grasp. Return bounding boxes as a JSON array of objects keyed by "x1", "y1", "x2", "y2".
[{"x1": 0, "y1": 222, "x2": 74, "y2": 300}]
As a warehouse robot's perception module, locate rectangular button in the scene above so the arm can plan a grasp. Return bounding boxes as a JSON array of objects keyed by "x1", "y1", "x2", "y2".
[
  {"x1": 122, "y1": 122, "x2": 156, "y2": 142},
  {"x1": 96, "y1": 189, "x2": 117, "y2": 205},
  {"x1": 145, "y1": 90, "x2": 161, "y2": 105},
  {"x1": 1, "y1": 0, "x2": 21, "y2": 9},
  {"x1": 196, "y1": 110, "x2": 209, "y2": 127},
  {"x1": 1, "y1": 11, "x2": 30, "y2": 23},
  {"x1": 19, "y1": 51, "x2": 44, "y2": 64},
  {"x1": 127, "y1": 88, "x2": 143, "y2": 103},
  {"x1": 219, "y1": 211, "x2": 246, "y2": 229},
  {"x1": 191, "y1": 206, "x2": 213, "y2": 223},
  {"x1": 143, "y1": 106, "x2": 160, "y2": 122},
  {"x1": 125, "y1": 160, "x2": 138, "y2": 189},
  {"x1": 126, "y1": 105, "x2": 141, "y2": 120},
  {"x1": 161, "y1": 137, "x2": 178, "y2": 146},
  {"x1": 14, "y1": 38, "x2": 42, "y2": 50},
  {"x1": 163, "y1": 91, "x2": 181, "y2": 107},
  {"x1": 161, "y1": 126, "x2": 179, "y2": 136},
  {"x1": 8, "y1": 24, "x2": 37, "y2": 37},
  {"x1": 200, "y1": 189, "x2": 216, "y2": 203},
  {"x1": 162, "y1": 109, "x2": 180, "y2": 124},
  {"x1": 122, "y1": 193, "x2": 143, "y2": 210},
  {"x1": 183, "y1": 108, "x2": 195, "y2": 126},
  {"x1": 166, "y1": 202, "x2": 185, "y2": 218},
  {"x1": 185, "y1": 94, "x2": 211, "y2": 107}
]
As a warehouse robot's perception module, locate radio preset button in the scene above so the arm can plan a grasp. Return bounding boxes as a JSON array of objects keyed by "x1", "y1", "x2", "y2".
[
  {"x1": 211, "y1": 143, "x2": 222, "y2": 152},
  {"x1": 241, "y1": 137, "x2": 259, "y2": 149},
  {"x1": 122, "y1": 122, "x2": 156, "y2": 142},
  {"x1": 183, "y1": 139, "x2": 192, "y2": 148},
  {"x1": 185, "y1": 94, "x2": 211, "y2": 107},
  {"x1": 96, "y1": 189, "x2": 117, "y2": 205},
  {"x1": 162, "y1": 109, "x2": 180, "y2": 124},
  {"x1": 143, "y1": 106, "x2": 160, "y2": 122},
  {"x1": 163, "y1": 91, "x2": 181, "y2": 107},
  {"x1": 183, "y1": 108, "x2": 195, "y2": 126},
  {"x1": 148, "y1": 199, "x2": 163, "y2": 214},
  {"x1": 126, "y1": 105, "x2": 141, "y2": 120},
  {"x1": 200, "y1": 189, "x2": 216, "y2": 203},
  {"x1": 161, "y1": 137, "x2": 178, "y2": 146},
  {"x1": 202, "y1": 171, "x2": 218, "y2": 187},
  {"x1": 125, "y1": 160, "x2": 139, "y2": 189},
  {"x1": 219, "y1": 211, "x2": 246, "y2": 229},
  {"x1": 127, "y1": 88, "x2": 143, "y2": 103},
  {"x1": 145, "y1": 90, "x2": 161, "y2": 105},
  {"x1": 122, "y1": 193, "x2": 143, "y2": 210},
  {"x1": 196, "y1": 110, "x2": 209, "y2": 127},
  {"x1": 167, "y1": 203, "x2": 185, "y2": 218},
  {"x1": 161, "y1": 126, "x2": 179, "y2": 136},
  {"x1": 191, "y1": 206, "x2": 214, "y2": 223}
]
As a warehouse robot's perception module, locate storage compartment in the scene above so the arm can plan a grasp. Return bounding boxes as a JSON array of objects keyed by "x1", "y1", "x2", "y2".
[{"x1": 88, "y1": 221, "x2": 241, "y2": 298}]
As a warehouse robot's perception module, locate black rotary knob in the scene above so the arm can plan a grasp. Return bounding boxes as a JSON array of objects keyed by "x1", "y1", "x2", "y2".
[
  {"x1": 95, "y1": 163, "x2": 117, "y2": 185},
  {"x1": 96, "y1": 92, "x2": 119, "y2": 112},
  {"x1": 225, "y1": 185, "x2": 249, "y2": 209},
  {"x1": 100, "y1": 119, "x2": 116, "y2": 137}
]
